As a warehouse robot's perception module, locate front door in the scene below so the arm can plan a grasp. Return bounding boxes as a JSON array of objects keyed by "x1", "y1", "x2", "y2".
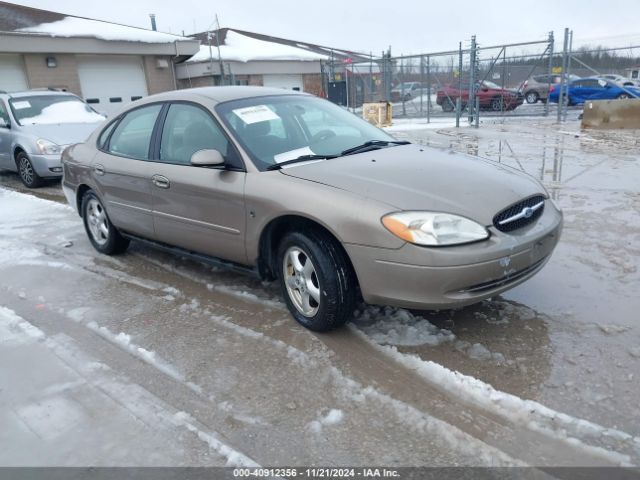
[
  {"x1": 94, "y1": 103, "x2": 162, "y2": 238},
  {"x1": 0, "y1": 100, "x2": 12, "y2": 169},
  {"x1": 150, "y1": 102, "x2": 247, "y2": 265}
]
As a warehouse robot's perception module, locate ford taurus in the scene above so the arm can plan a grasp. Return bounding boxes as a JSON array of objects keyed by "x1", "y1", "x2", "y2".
[{"x1": 62, "y1": 87, "x2": 562, "y2": 331}]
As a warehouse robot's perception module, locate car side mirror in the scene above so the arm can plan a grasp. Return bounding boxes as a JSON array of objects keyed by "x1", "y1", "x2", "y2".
[
  {"x1": 481, "y1": 87, "x2": 489, "y2": 92},
  {"x1": 0, "y1": 118, "x2": 10, "y2": 129},
  {"x1": 190, "y1": 149, "x2": 225, "y2": 167}
]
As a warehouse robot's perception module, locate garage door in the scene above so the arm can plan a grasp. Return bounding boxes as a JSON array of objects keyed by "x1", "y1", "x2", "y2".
[
  {"x1": 77, "y1": 56, "x2": 148, "y2": 115},
  {"x1": 262, "y1": 74, "x2": 304, "y2": 92},
  {"x1": 0, "y1": 55, "x2": 28, "y2": 92}
]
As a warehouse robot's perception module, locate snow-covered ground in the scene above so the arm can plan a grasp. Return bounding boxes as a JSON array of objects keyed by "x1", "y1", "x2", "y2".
[{"x1": 0, "y1": 117, "x2": 639, "y2": 467}]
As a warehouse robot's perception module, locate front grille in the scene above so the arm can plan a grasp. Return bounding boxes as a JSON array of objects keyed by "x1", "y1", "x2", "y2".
[{"x1": 493, "y1": 195, "x2": 545, "y2": 232}]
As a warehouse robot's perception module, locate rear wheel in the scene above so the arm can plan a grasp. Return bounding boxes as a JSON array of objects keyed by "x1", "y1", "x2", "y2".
[
  {"x1": 618, "y1": 93, "x2": 631, "y2": 99},
  {"x1": 16, "y1": 152, "x2": 43, "y2": 188},
  {"x1": 525, "y1": 91, "x2": 539, "y2": 104},
  {"x1": 277, "y1": 230, "x2": 356, "y2": 332},
  {"x1": 441, "y1": 98, "x2": 455, "y2": 112},
  {"x1": 81, "y1": 191, "x2": 129, "y2": 255}
]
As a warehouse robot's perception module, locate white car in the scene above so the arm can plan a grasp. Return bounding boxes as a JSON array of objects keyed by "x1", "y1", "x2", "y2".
[{"x1": 597, "y1": 74, "x2": 640, "y2": 88}]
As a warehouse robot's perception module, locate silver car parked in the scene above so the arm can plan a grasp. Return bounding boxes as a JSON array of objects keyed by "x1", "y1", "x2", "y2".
[
  {"x1": 62, "y1": 87, "x2": 563, "y2": 332},
  {"x1": 0, "y1": 90, "x2": 104, "y2": 187}
]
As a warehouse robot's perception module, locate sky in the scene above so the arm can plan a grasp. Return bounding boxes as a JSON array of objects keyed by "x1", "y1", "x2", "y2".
[{"x1": 10, "y1": 0, "x2": 640, "y2": 55}]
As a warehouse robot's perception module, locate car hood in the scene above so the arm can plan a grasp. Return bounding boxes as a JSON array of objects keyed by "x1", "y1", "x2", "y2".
[
  {"x1": 280, "y1": 144, "x2": 545, "y2": 226},
  {"x1": 19, "y1": 123, "x2": 102, "y2": 146}
]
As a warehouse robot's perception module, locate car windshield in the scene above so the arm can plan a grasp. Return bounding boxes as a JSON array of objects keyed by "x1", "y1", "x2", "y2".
[
  {"x1": 394, "y1": 83, "x2": 416, "y2": 90},
  {"x1": 216, "y1": 95, "x2": 397, "y2": 170},
  {"x1": 481, "y1": 81, "x2": 502, "y2": 89},
  {"x1": 9, "y1": 95, "x2": 104, "y2": 126}
]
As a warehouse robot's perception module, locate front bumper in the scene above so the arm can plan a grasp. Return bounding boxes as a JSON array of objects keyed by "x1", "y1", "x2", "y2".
[
  {"x1": 28, "y1": 153, "x2": 63, "y2": 178},
  {"x1": 345, "y1": 203, "x2": 563, "y2": 310}
]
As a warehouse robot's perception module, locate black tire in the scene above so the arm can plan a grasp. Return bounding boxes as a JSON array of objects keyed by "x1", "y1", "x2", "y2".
[
  {"x1": 525, "y1": 91, "x2": 539, "y2": 104},
  {"x1": 277, "y1": 230, "x2": 357, "y2": 332},
  {"x1": 490, "y1": 96, "x2": 504, "y2": 112},
  {"x1": 617, "y1": 93, "x2": 631, "y2": 99},
  {"x1": 81, "y1": 190, "x2": 129, "y2": 255},
  {"x1": 441, "y1": 98, "x2": 455, "y2": 112},
  {"x1": 16, "y1": 151, "x2": 43, "y2": 188}
]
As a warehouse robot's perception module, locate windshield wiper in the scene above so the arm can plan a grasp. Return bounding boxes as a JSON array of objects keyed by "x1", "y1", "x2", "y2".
[
  {"x1": 340, "y1": 140, "x2": 410, "y2": 156},
  {"x1": 266, "y1": 154, "x2": 338, "y2": 171}
]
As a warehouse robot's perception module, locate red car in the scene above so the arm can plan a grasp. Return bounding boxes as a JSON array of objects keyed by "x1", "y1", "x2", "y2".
[{"x1": 436, "y1": 80, "x2": 524, "y2": 112}]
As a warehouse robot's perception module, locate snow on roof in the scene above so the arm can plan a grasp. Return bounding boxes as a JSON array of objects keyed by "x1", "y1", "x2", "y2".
[
  {"x1": 17, "y1": 15, "x2": 188, "y2": 43},
  {"x1": 187, "y1": 30, "x2": 328, "y2": 63},
  {"x1": 18, "y1": 101, "x2": 105, "y2": 125}
]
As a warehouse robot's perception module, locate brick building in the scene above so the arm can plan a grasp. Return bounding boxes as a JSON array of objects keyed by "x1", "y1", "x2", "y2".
[{"x1": 0, "y1": 2, "x2": 198, "y2": 114}]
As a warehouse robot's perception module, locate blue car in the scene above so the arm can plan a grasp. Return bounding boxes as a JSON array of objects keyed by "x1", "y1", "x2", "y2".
[{"x1": 548, "y1": 77, "x2": 640, "y2": 105}]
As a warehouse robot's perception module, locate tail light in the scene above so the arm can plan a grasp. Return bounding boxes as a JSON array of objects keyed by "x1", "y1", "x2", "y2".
[{"x1": 523, "y1": 80, "x2": 528, "y2": 88}]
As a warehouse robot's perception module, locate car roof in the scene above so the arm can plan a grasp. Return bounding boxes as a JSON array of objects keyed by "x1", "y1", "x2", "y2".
[
  {"x1": 137, "y1": 86, "x2": 310, "y2": 105},
  {"x1": 1, "y1": 90, "x2": 78, "y2": 99}
]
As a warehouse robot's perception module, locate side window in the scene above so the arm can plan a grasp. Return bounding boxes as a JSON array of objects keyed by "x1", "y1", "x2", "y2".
[
  {"x1": 159, "y1": 103, "x2": 232, "y2": 165},
  {"x1": 98, "y1": 120, "x2": 118, "y2": 149},
  {"x1": 108, "y1": 104, "x2": 162, "y2": 160},
  {"x1": 0, "y1": 101, "x2": 9, "y2": 123}
]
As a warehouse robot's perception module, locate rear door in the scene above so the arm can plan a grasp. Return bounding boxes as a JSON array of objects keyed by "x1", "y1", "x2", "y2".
[
  {"x1": 93, "y1": 103, "x2": 163, "y2": 238},
  {"x1": 149, "y1": 102, "x2": 247, "y2": 264}
]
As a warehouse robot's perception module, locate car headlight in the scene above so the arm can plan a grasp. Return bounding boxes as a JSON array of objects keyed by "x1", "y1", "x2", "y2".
[
  {"x1": 36, "y1": 139, "x2": 62, "y2": 155},
  {"x1": 382, "y1": 211, "x2": 489, "y2": 246}
]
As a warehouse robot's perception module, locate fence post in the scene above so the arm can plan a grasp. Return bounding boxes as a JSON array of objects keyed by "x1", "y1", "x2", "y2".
[
  {"x1": 545, "y1": 31, "x2": 554, "y2": 117},
  {"x1": 468, "y1": 35, "x2": 477, "y2": 124},
  {"x1": 400, "y1": 58, "x2": 406, "y2": 116},
  {"x1": 557, "y1": 28, "x2": 569, "y2": 123},
  {"x1": 419, "y1": 56, "x2": 424, "y2": 116},
  {"x1": 455, "y1": 98, "x2": 461, "y2": 127},
  {"x1": 426, "y1": 56, "x2": 431, "y2": 123},
  {"x1": 475, "y1": 97, "x2": 480, "y2": 128}
]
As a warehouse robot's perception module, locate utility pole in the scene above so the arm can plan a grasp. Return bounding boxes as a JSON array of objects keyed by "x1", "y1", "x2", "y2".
[
  {"x1": 214, "y1": 14, "x2": 225, "y2": 85},
  {"x1": 207, "y1": 32, "x2": 215, "y2": 86}
]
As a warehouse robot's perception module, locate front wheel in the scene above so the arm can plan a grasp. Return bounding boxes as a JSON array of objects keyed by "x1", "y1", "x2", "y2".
[
  {"x1": 277, "y1": 231, "x2": 357, "y2": 332},
  {"x1": 16, "y1": 152, "x2": 43, "y2": 188},
  {"x1": 525, "y1": 91, "x2": 539, "y2": 104},
  {"x1": 81, "y1": 191, "x2": 129, "y2": 255},
  {"x1": 617, "y1": 93, "x2": 631, "y2": 100}
]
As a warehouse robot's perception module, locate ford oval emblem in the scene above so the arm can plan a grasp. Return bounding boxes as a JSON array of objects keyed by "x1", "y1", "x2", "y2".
[{"x1": 522, "y1": 207, "x2": 534, "y2": 218}]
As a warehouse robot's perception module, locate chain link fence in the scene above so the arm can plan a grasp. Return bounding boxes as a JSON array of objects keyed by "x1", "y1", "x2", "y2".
[{"x1": 322, "y1": 31, "x2": 640, "y2": 126}]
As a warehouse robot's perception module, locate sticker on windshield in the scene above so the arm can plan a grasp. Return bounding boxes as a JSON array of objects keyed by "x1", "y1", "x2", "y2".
[
  {"x1": 274, "y1": 146, "x2": 315, "y2": 164},
  {"x1": 12, "y1": 101, "x2": 31, "y2": 110},
  {"x1": 232, "y1": 105, "x2": 280, "y2": 124}
]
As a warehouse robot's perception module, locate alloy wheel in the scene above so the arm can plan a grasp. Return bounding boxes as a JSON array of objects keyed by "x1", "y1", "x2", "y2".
[
  {"x1": 19, "y1": 157, "x2": 34, "y2": 186},
  {"x1": 283, "y1": 246, "x2": 321, "y2": 317},
  {"x1": 86, "y1": 198, "x2": 109, "y2": 246}
]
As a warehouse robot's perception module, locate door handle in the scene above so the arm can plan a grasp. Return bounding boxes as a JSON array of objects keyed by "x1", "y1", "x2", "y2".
[
  {"x1": 94, "y1": 164, "x2": 105, "y2": 176},
  {"x1": 152, "y1": 174, "x2": 170, "y2": 189}
]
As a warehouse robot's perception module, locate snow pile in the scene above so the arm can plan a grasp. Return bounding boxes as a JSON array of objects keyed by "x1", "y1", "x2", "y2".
[
  {"x1": 85, "y1": 321, "x2": 203, "y2": 394},
  {"x1": 0, "y1": 306, "x2": 45, "y2": 344},
  {"x1": 19, "y1": 101, "x2": 105, "y2": 125},
  {"x1": 187, "y1": 30, "x2": 328, "y2": 63},
  {"x1": 0, "y1": 189, "x2": 74, "y2": 265},
  {"x1": 308, "y1": 409, "x2": 345, "y2": 433},
  {"x1": 18, "y1": 16, "x2": 189, "y2": 43},
  {"x1": 172, "y1": 412, "x2": 259, "y2": 467},
  {"x1": 349, "y1": 326, "x2": 638, "y2": 465},
  {"x1": 352, "y1": 305, "x2": 455, "y2": 347}
]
